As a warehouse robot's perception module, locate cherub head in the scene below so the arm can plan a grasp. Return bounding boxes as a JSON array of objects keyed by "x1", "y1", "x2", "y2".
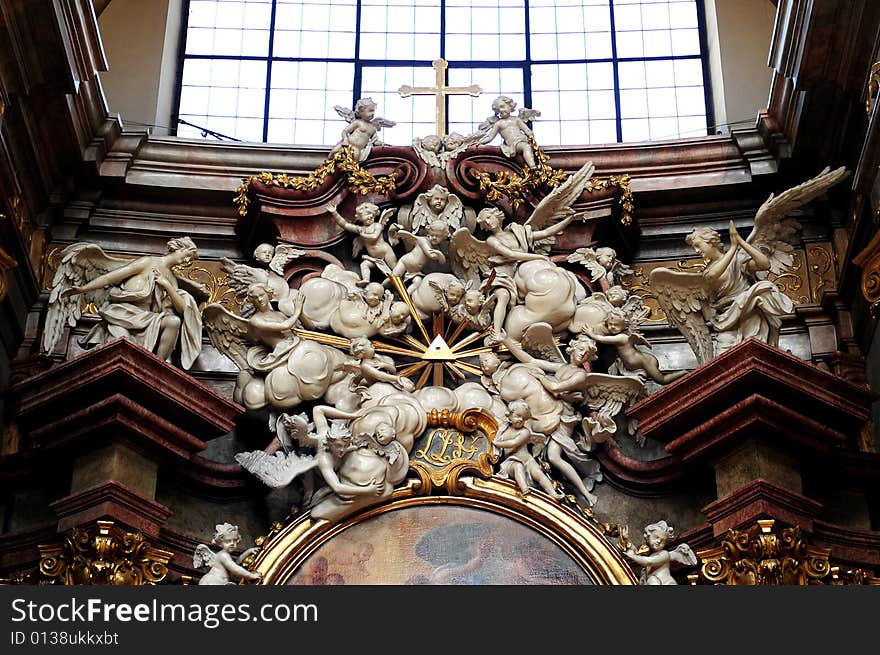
[
  {"x1": 444, "y1": 132, "x2": 464, "y2": 150},
  {"x1": 566, "y1": 334, "x2": 598, "y2": 365},
  {"x1": 643, "y1": 520, "x2": 674, "y2": 552},
  {"x1": 354, "y1": 97, "x2": 377, "y2": 121},
  {"x1": 350, "y1": 336, "x2": 376, "y2": 359},
  {"x1": 480, "y1": 351, "x2": 501, "y2": 376},
  {"x1": 507, "y1": 399, "x2": 531, "y2": 428},
  {"x1": 421, "y1": 134, "x2": 442, "y2": 153},
  {"x1": 604, "y1": 308, "x2": 628, "y2": 335},
  {"x1": 212, "y1": 523, "x2": 241, "y2": 551},
  {"x1": 463, "y1": 289, "x2": 484, "y2": 316},
  {"x1": 685, "y1": 226, "x2": 723, "y2": 259},
  {"x1": 605, "y1": 285, "x2": 627, "y2": 307},
  {"x1": 375, "y1": 421, "x2": 397, "y2": 446},
  {"x1": 476, "y1": 207, "x2": 505, "y2": 232},
  {"x1": 166, "y1": 236, "x2": 198, "y2": 266},
  {"x1": 363, "y1": 282, "x2": 385, "y2": 308},
  {"x1": 246, "y1": 282, "x2": 274, "y2": 312},
  {"x1": 354, "y1": 202, "x2": 380, "y2": 225},
  {"x1": 426, "y1": 219, "x2": 450, "y2": 246},
  {"x1": 492, "y1": 95, "x2": 516, "y2": 118},
  {"x1": 425, "y1": 185, "x2": 450, "y2": 214},
  {"x1": 253, "y1": 243, "x2": 275, "y2": 265},
  {"x1": 446, "y1": 279, "x2": 466, "y2": 306},
  {"x1": 388, "y1": 301, "x2": 410, "y2": 326},
  {"x1": 595, "y1": 246, "x2": 617, "y2": 271}
]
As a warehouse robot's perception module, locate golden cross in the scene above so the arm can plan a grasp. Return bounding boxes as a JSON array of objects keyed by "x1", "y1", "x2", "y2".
[{"x1": 398, "y1": 58, "x2": 482, "y2": 137}]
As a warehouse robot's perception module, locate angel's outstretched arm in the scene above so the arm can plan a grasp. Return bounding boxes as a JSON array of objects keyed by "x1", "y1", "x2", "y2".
[
  {"x1": 62, "y1": 259, "x2": 143, "y2": 297},
  {"x1": 216, "y1": 551, "x2": 260, "y2": 581},
  {"x1": 531, "y1": 214, "x2": 575, "y2": 242},
  {"x1": 485, "y1": 236, "x2": 547, "y2": 262},
  {"x1": 325, "y1": 205, "x2": 359, "y2": 233},
  {"x1": 624, "y1": 548, "x2": 668, "y2": 568},
  {"x1": 311, "y1": 405, "x2": 359, "y2": 435},
  {"x1": 479, "y1": 123, "x2": 500, "y2": 144}
]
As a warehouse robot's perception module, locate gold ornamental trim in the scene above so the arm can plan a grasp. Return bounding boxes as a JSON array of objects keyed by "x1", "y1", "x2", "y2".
[
  {"x1": 0, "y1": 245, "x2": 17, "y2": 301},
  {"x1": 693, "y1": 519, "x2": 877, "y2": 586},
  {"x1": 410, "y1": 408, "x2": 499, "y2": 494},
  {"x1": 853, "y1": 228, "x2": 880, "y2": 314},
  {"x1": 37, "y1": 520, "x2": 172, "y2": 585},
  {"x1": 249, "y1": 476, "x2": 637, "y2": 586},
  {"x1": 233, "y1": 145, "x2": 398, "y2": 217}
]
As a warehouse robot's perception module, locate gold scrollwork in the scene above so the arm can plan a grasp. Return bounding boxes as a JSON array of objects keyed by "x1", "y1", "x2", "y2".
[
  {"x1": 852, "y1": 229, "x2": 880, "y2": 313},
  {"x1": 695, "y1": 518, "x2": 876, "y2": 585},
  {"x1": 768, "y1": 250, "x2": 809, "y2": 304},
  {"x1": 806, "y1": 242, "x2": 836, "y2": 303},
  {"x1": 866, "y1": 61, "x2": 880, "y2": 114},
  {"x1": 410, "y1": 408, "x2": 499, "y2": 494},
  {"x1": 233, "y1": 145, "x2": 398, "y2": 217},
  {"x1": 172, "y1": 260, "x2": 241, "y2": 312},
  {"x1": 37, "y1": 520, "x2": 172, "y2": 585}
]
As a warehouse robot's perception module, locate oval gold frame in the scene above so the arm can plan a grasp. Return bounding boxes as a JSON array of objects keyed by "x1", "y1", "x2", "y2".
[{"x1": 252, "y1": 475, "x2": 637, "y2": 585}]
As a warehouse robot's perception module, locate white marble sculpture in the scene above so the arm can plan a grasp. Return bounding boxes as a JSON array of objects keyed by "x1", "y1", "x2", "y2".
[
  {"x1": 331, "y1": 97, "x2": 395, "y2": 162},
  {"x1": 221, "y1": 242, "x2": 304, "y2": 317},
  {"x1": 566, "y1": 246, "x2": 634, "y2": 291},
  {"x1": 326, "y1": 202, "x2": 397, "y2": 285},
  {"x1": 650, "y1": 166, "x2": 850, "y2": 364},
  {"x1": 620, "y1": 520, "x2": 698, "y2": 585},
  {"x1": 193, "y1": 523, "x2": 261, "y2": 585},
  {"x1": 43, "y1": 237, "x2": 204, "y2": 369},
  {"x1": 203, "y1": 283, "x2": 348, "y2": 411},
  {"x1": 450, "y1": 160, "x2": 595, "y2": 341},
  {"x1": 412, "y1": 133, "x2": 480, "y2": 168},
  {"x1": 400, "y1": 185, "x2": 469, "y2": 233},
  {"x1": 475, "y1": 95, "x2": 541, "y2": 169},
  {"x1": 494, "y1": 399, "x2": 564, "y2": 499}
]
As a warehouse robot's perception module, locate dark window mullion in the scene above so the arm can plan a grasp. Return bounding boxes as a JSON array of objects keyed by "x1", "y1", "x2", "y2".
[
  {"x1": 171, "y1": 0, "x2": 193, "y2": 136},
  {"x1": 262, "y1": 0, "x2": 279, "y2": 142},
  {"x1": 523, "y1": 0, "x2": 532, "y2": 112},
  {"x1": 353, "y1": 0, "x2": 364, "y2": 105},
  {"x1": 695, "y1": 0, "x2": 715, "y2": 135},
  {"x1": 608, "y1": 0, "x2": 624, "y2": 143}
]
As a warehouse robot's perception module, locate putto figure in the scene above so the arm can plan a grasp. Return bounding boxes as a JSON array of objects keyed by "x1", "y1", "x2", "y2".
[
  {"x1": 650, "y1": 166, "x2": 849, "y2": 364},
  {"x1": 193, "y1": 523, "x2": 262, "y2": 586},
  {"x1": 326, "y1": 201, "x2": 397, "y2": 285},
  {"x1": 331, "y1": 97, "x2": 396, "y2": 162},
  {"x1": 620, "y1": 520, "x2": 697, "y2": 585},
  {"x1": 476, "y1": 95, "x2": 541, "y2": 169},
  {"x1": 43, "y1": 237, "x2": 204, "y2": 369}
]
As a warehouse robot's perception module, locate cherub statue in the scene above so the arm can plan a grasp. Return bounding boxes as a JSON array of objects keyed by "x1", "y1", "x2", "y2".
[
  {"x1": 326, "y1": 202, "x2": 396, "y2": 285},
  {"x1": 412, "y1": 133, "x2": 480, "y2": 168},
  {"x1": 476, "y1": 95, "x2": 541, "y2": 169},
  {"x1": 193, "y1": 523, "x2": 262, "y2": 585},
  {"x1": 585, "y1": 308, "x2": 686, "y2": 385},
  {"x1": 566, "y1": 246, "x2": 634, "y2": 291},
  {"x1": 331, "y1": 97, "x2": 395, "y2": 162},
  {"x1": 494, "y1": 400, "x2": 564, "y2": 499},
  {"x1": 371, "y1": 220, "x2": 448, "y2": 285},
  {"x1": 342, "y1": 336, "x2": 415, "y2": 396},
  {"x1": 237, "y1": 399, "x2": 423, "y2": 521},
  {"x1": 450, "y1": 160, "x2": 595, "y2": 341},
  {"x1": 404, "y1": 185, "x2": 467, "y2": 233},
  {"x1": 448, "y1": 286, "x2": 495, "y2": 330},
  {"x1": 414, "y1": 273, "x2": 465, "y2": 319},
  {"x1": 221, "y1": 242, "x2": 304, "y2": 317},
  {"x1": 650, "y1": 166, "x2": 849, "y2": 364},
  {"x1": 203, "y1": 283, "x2": 348, "y2": 411},
  {"x1": 619, "y1": 520, "x2": 698, "y2": 585},
  {"x1": 43, "y1": 237, "x2": 204, "y2": 369},
  {"x1": 378, "y1": 301, "x2": 412, "y2": 338}
]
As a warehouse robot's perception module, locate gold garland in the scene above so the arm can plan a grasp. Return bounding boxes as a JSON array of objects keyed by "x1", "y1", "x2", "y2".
[
  {"x1": 233, "y1": 145, "x2": 398, "y2": 217},
  {"x1": 472, "y1": 136, "x2": 634, "y2": 225}
]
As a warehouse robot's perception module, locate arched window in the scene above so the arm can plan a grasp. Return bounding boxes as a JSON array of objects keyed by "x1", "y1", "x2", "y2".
[{"x1": 177, "y1": 0, "x2": 710, "y2": 146}]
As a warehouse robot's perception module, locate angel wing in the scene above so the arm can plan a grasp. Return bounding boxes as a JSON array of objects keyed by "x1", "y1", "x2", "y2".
[
  {"x1": 749, "y1": 166, "x2": 850, "y2": 276},
  {"x1": 373, "y1": 116, "x2": 396, "y2": 129},
  {"x1": 273, "y1": 412, "x2": 314, "y2": 453},
  {"x1": 670, "y1": 543, "x2": 698, "y2": 568},
  {"x1": 648, "y1": 267, "x2": 713, "y2": 366},
  {"x1": 269, "y1": 244, "x2": 305, "y2": 276},
  {"x1": 566, "y1": 247, "x2": 606, "y2": 282},
  {"x1": 193, "y1": 544, "x2": 215, "y2": 569},
  {"x1": 477, "y1": 114, "x2": 498, "y2": 133},
  {"x1": 520, "y1": 322, "x2": 565, "y2": 363},
  {"x1": 517, "y1": 107, "x2": 541, "y2": 124},
  {"x1": 43, "y1": 243, "x2": 132, "y2": 355},
  {"x1": 621, "y1": 295, "x2": 651, "y2": 334},
  {"x1": 428, "y1": 279, "x2": 451, "y2": 312},
  {"x1": 581, "y1": 373, "x2": 647, "y2": 418},
  {"x1": 203, "y1": 303, "x2": 252, "y2": 371},
  {"x1": 333, "y1": 105, "x2": 356, "y2": 122},
  {"x1": 220, "y1": 257, "x2": 269, "y2": 316},
  {"x1": 526, "y1": 160, "x2": 596, "y2": 230},
  {"x1": 378, "y1": 207, "x2": 396, "y2": 227},
  {"x1": 235, "y1": 449, "x2": 318, "y2": 489},
  {"x1": 450, "y1": 228, "x2": 493, "y2": 284}
]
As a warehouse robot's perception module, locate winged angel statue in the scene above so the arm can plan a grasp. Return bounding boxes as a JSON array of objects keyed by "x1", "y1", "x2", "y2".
[
  {"x1": 450, "y1": 160, "x2": 596, "y2": 341},
  {"x1": 221, "y1": 242, "x2": 305, "y2": 317},
  {"x1": 649, "y1": 166, "x2": 850, "y2": 364},
  {"x1": 42, "y1": 237, "x2": 204, "y2": 368}
]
